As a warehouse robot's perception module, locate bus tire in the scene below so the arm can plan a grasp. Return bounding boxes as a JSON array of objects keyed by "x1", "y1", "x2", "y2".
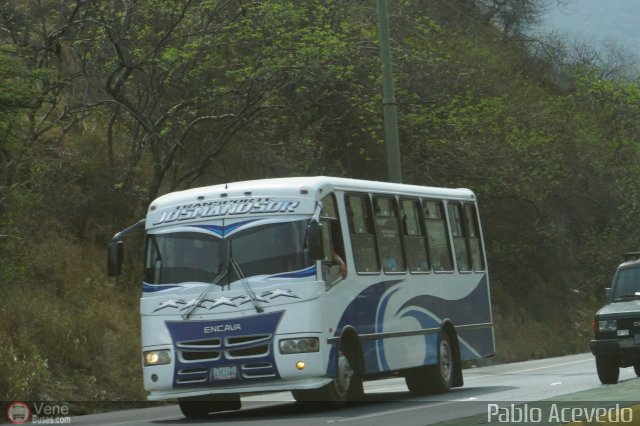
[
  {"x1": 635, "y1": 363, "x2": 640, "y2": 377},
  {"x1": 406, "y1": 332, "x2": 455, "y2": 395},
  {"x1": 178, "y1": 394, "x2": 241, "y2": 418},
  {"x1": 292, "y1": 349, "x2": 363, "y2": 405},
  {"x1": 595, "y1": 355, "x2": 619, "y2": 384}
]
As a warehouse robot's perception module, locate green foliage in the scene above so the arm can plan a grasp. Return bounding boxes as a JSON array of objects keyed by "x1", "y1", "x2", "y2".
[
  {"x1": 1, "y1": 0, "x2": 640, "y2": 400},
  {"x1": 0, "y1": 45, "x2": 44, "y2": 178},
  {"x1": 0, "y1": 46, "x2": 41, "y2": 112}
]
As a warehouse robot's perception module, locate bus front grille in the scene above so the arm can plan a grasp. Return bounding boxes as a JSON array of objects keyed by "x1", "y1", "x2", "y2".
[
  {"x1": 173, "y1": 333, "x2": 278, "y2": 386},
  {"x1": 179, "y1": 350, "x2": 221, "y2": 362},
  {"x1": 176, "y1": 367, "x2": 209, "y2": 384},
  {"x1": 226, "y1": 344, "x2": 270, "y2": 358},
  {"x1": 242, "y1": 362, "x2": 277, "y2": 378},
  {"x1": 166, "y1": 312, "x2": 284, "y2": 387}
]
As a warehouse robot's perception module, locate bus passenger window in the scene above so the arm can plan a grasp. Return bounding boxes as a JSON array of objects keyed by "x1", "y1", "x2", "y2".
[
  {"x1": 464, "y1": 204, "x2": 485, "y2": 271},
  {"x1": 448, "y1": 203, "x2": 471, "y2": 272},
  {"x1": 400, "y1": 199, "x2": 430, "y2": 272},
  {"x1": 423, "y1": 200, "x2": 453, "y2": 272},
  {"x1": 321, "y1": 194, "x2": 347, "y2": 280},
  {"x1": 374, "y1": 197, "x2": 405, "y2": 273},
  {"x1": 322, "y1": 194, "x2": 338, "y2": 219},
  {"x1": 346, "y1": 194, "x2": 380, "y2": 273}
]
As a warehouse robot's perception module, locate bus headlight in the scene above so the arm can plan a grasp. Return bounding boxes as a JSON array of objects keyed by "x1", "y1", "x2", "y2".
[
  {"x1": 598, "y1": 320, "x2": 617, "y2": 332},
  {"x1": 144, "y1": 350, "x2": 171, "y2": 366},
  {"x1": 279, "y1": 337, "x2": 320, "y2": 354}
]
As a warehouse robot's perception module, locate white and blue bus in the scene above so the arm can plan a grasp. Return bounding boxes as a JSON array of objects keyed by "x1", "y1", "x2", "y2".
[{"x1": 108, "y1": 177, "x2": 494, "y2": 417}]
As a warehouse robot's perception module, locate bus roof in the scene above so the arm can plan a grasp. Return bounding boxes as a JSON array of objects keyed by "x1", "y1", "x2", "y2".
[{"x1": 149, "y1": 176, "x2": 476, "y2": 211}]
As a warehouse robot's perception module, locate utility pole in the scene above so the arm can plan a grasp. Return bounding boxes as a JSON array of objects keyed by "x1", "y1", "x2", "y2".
[{"x1": 376, "y1": 0, "x2": 402, "y2": 183}]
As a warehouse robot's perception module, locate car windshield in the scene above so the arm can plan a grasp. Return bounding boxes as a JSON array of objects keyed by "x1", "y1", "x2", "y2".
[
  {"x1": 612, "y1": 266, "x2": 640, "y2": 301},
  {"x1": 144, "y1": 219, "x2": 312, "y2": 285}
]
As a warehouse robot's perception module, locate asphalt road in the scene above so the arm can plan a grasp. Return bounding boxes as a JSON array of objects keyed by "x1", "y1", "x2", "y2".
[{"x1": 68, "y1": 353, "x2": 639, "y2": 426}]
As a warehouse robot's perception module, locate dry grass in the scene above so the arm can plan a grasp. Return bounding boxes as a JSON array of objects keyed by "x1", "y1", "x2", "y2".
[{"x1": 0, "y1": 232, "x2": 145, "y2": 402}]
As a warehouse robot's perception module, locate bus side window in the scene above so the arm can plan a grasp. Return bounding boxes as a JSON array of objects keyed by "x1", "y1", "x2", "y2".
[
  {"x1": 423, "y1": 200, "x2": 453, "y2": 272},
  {"x1": 464, "y1": 204, "x2": 485, "y2": 271},
  {"x1": 374, "y1": 197, "x2": 406, "y2": 273},
  {"x1": 346, "y1": 194, "x2": 380, "y2": 273},
  {"x1": 400, "y1": 199, "x2": 430, "y2": 272},
  {"x1": 448, "y1": 203, "x2": 471, "y2": 272},
  {"x1": 321, "y1": 193, "x2": 347, "y2": 280},
  {"x1": 321, "y1": 194, "x2": 345, "y2": 256}
]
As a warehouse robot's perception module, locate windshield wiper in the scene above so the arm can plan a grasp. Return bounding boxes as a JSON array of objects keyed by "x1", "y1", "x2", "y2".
[
  {"x1": 229, "y1": 257, "x2": 264, "y2": 313},
  {"x1": 182, "y1": 264, "x2": 229, "y2": 320}
]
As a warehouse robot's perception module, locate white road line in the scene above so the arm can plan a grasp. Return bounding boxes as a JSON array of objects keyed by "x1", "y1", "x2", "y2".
[
  {"x1": 327, "y1": 358, "x2": 595, "y2": 423},
  {"x1": 328, "y1": 400, "x2": 460, "y2": 423},
  {"x1": 465, "y1": 357, "x2": 593, "y2": 379},
  {"x1": 79, "y1": 415, "x2": 179, "y2": 426}
]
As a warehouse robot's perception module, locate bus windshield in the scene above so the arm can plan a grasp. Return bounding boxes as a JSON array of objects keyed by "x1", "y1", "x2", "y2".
[{"x1": 144, "y1": 219, "x2": 312, "y2": 285}]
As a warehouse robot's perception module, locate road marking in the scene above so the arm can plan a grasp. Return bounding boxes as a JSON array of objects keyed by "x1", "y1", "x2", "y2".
[
  {"x1": 328, "y1": 400, "x2": 460, "y2": 423},
  {"x1": 327, "y1": 357, "x2": 596, "y2": 422},
  {"x1": 465, "y1": 357, "x2": 592, "y2": 379},
  {"x1": 79, "y1": 415, "x2": 179, "y2": 426},
  {"x1": 550, "y1": 382, "x2": 563, "y2": 386},
  {"x1": 357, "y1": 357, "x2": 595, "y2": 395}
]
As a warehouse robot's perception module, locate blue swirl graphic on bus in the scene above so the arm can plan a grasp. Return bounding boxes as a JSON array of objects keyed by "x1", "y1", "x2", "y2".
[
  {"x1": 266, "y1": 265, "x2": 316, "y2": 279},
  {"x1": 328, "y1": 277, "x2": 492, "y2": 376},
  {"x1": 375, "y1": 288, "x2": 400, "y2": 371},
  {"x1": 143, "y1": 282, "x2": 183, "y2": 293},
  {"x1": 190, "y1": 220, "x2": 258, "y2": 238},
  {"x1": 399, "y1": 308, "x2": 439, "y2": 365},
  {"x1": 376, "y1": 288, "x2": 440, "y2": 370}
]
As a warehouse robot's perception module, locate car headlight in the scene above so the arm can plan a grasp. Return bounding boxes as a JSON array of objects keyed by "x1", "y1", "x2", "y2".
[
  {"x1": 279, "y1": 337, "x2": 319, "y2": 354},
  {"x1": 598, "y1": 319, "x2": 617, "y2": 332},
  {"x1": 144, "y1": 349, "x2": 171, "y2": 366}
]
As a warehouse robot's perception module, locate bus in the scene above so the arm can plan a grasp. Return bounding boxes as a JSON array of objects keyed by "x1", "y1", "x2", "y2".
[{"x1": 107, "y1": 176, "x2": 494, "y2": 417}]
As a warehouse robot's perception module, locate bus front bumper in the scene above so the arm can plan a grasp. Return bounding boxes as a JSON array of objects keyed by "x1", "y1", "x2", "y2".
[{"x1": 147, "y1": 377, "x2": 333, "y2": 401}]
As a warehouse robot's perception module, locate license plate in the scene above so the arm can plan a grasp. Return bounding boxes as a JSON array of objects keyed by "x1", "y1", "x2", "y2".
[
  {"x1": 212, "y1": 366, "x2": 237, "y2": 381},
  {"x1": 635, "y1": 334, "x2": 640, "y2": 345}
]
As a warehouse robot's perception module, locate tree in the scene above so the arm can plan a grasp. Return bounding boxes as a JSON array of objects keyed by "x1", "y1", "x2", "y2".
[
  {"x1": 476, "y1": 0, "x2": 569, "y2": 36},
  {"x1": 0, "y1": 45, "x2": 42, "y2": 187}
]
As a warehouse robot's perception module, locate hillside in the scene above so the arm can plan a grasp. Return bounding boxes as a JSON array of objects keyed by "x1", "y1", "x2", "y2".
[{"x1": 1, "y1": 0, "x2": 640, "y2": 402}]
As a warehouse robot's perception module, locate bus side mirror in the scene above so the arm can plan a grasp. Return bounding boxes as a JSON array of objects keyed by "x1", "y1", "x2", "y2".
[
  {"x1": 107, "y1": 241, "x2": 123, "y2": 276},
  {"x1": 307, "y1": 221, "x2": 324, "y2": 260},
  {"x1": 605, "y1": 287, "x2": 611, "y2": 299}
]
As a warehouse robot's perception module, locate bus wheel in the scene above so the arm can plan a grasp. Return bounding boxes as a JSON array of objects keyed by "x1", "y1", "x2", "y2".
[
  {"x1": 634, "y1": 363, "x2": 640, "y2": 377},
  {"x1": 332, "y1": 348, "x2": 364, "y2": 401},
  {"x1": 178, "y1": 394, "x2": 241, "y2": 418},
  {"x1": 405, "y1": 333, "x2": 455, "y2": 395},
  {"x1": 292, "y1": 349, "x2": 362, "y2": 405},
  {"x1": 595, "y1": 355, "x2": 619, "y2": 384}
]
